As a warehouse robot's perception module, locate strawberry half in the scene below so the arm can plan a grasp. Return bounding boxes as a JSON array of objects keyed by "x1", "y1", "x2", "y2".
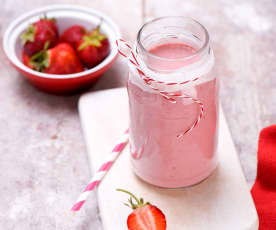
[
  {"x1": 23, "y1": 42, "x2": 84, "y2": 74},
  {"x1": 59, "y1": 25, "x2": 86, "y2": 48},
  {"x1": 117, "y1": 189, "x2": 167, "y2": 230},
  {"x1": 20, "y1": 16, "x2": 58, "y2": 56},
  {"x1": 76, "y1": 25, "x2": 110, "y2": 68}
]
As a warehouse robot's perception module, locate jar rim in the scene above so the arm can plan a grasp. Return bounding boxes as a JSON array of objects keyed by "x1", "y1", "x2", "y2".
[{"x1": 136, "y1": 16, "x2": 210, "y2": 62}]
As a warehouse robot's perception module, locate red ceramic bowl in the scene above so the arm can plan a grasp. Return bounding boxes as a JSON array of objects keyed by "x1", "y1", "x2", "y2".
[{"x1": 3, "y1": 4, "x2": 120, "y2": 94}]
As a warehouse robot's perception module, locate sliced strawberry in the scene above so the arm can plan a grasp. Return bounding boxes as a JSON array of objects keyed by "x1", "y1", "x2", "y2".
[
  {"x1": 117, "y1": 189, "x2": 167, "y2": 230},
  {"x1": 20, "y1": 16, "x2": 58, "y2": 56},
  {"x1": 59, "y1": 25, "x2": 86, "y2": 47},
  {"x1": 23, "y1": 43, "x2": 84, "y2": 74},
  {"x1": 128, "y1": 205, "x2": 167, "y2": 230},
  {"x1": 76, "y1": 25, "x2": 110, "y2": 68}
]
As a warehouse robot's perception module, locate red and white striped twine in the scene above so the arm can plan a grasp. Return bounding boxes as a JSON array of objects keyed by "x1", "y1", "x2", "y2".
[
  {"x1": 116, "y1": 39, "x2": 204, "y2": 137},
  {"x1": 71, "y1": 129, "x2": 129, "y2": 212}
]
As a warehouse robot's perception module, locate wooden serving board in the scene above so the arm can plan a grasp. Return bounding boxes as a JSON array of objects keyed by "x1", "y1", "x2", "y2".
[{"x1": 78, "y1": 87, "x2": 258, "y2": 230}]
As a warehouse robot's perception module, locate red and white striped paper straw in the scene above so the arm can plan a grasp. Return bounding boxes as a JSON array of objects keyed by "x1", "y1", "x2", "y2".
[{"x1": 71, "y1": 129, "x2": 129, "y2": 212}]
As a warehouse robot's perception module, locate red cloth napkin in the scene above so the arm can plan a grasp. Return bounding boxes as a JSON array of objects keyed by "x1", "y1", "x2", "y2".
[{"x1": 251, "y1": 125, "x2": 276, "y2": 229}]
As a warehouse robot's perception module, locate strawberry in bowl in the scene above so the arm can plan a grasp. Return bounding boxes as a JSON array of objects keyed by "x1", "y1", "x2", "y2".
[
  {"x1": 3, "y1": 4, "x2": 120, "y2": 94},
  {"x1": 20, "y1": 16, "x2": 58, "y2": 56},
  {"x1": 59, "y1": 25, "x2": 86, "y2": 47},
  {"x1": 22, "y1": 43, "x2": 84, "y2": 74},
  {"x1": 76, "y1": 25, "x2": 110, "y2": 68}
]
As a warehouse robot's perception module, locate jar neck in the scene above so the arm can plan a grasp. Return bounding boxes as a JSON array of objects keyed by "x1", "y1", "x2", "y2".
[{"x1": 135, "y1": 17, "x2": 212, "y2": 75}]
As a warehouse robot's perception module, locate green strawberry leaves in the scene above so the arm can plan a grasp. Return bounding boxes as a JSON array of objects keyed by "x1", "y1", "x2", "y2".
[
  {"x1": 78, "y1": 26, "x2": 106, "y2": 51},
  {"x1": 20, "y1": 25, "x2": 36, "y2": 45},
  {"x1": 117, "y1": 188, "x2": 151, "y2": 210},
  {"x1": 29, "y1": 41, "x2": 50, "y2": 72}
]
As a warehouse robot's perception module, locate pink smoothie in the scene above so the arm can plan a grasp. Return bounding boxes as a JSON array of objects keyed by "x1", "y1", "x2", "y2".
[{"x1": 128, "y1": 42, "x2": 218, "y2": 188}]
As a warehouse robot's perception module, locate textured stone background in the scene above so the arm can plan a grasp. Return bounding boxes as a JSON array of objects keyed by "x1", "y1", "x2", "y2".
[{"x1": 0, "y1": 0, "x2": 275, "y2": 229}]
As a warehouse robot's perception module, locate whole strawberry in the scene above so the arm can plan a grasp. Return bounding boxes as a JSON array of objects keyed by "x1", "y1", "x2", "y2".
[
  {"x1": 22, "y1": 52, "x2": 33, "y2": 70},
  {"x1": 20, "y1": 16, "x2": 58, "y2": 56},
  {"x1": 23, "y1": 42, "x2": 84, "y2": 74},
  {"x1": 59, "y1": 25, "x2": 86, "y2": 47},
  {"x1": 117, "y1": 189, "x2": 167, "y2": 230},
  {"x1": 76, "y1": 26, "x2": 110, "y2": 68}
]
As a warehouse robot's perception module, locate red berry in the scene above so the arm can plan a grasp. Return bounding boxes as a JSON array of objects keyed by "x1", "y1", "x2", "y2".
[
  {"x1": 23, "y1": 43, "x2": 84, "y2": 75},
  {"x1": 43, "y1": 18, "x2": 58, "y2": 35},
  {"x1": 22, "y1": 52, "x2": 33, "y2": 70},
  {"x1": 20, "y1": 17, "x2": 58, "y2": 56},
  {"x1": 127, "y1": 205, "x2": 167, "y2": 230},
  {"x1": 117, "y1": 189, "x2": 167, "y2": 230},
  {"x1": 97, "y1": 37, "x2": 110, "y2": 61},
  {"x1": 76, "y1": 25, "x2": 110, "y2": 68},
  {"x1": 59, "y1": 25, "x2": 86, "y2": 47}
]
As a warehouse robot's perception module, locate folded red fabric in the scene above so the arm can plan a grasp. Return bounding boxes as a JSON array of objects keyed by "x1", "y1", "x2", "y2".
[{"x1": 251, "y1": 125, "x2": 276, "y2": 230}]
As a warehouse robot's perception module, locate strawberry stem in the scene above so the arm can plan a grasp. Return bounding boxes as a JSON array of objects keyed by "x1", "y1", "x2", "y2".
[
  {"x1": 117, "y1": 189, "x2": 140, "y2": 204},
  {"x1": 96, "y1": 18, "x2": 103, "y2": 32},
  {"x1": 42, "y1": 14, "x2": 56, "y2": 22},
  {"x1": 117, "y1": 188, "x2": 150, "y2": 210}
]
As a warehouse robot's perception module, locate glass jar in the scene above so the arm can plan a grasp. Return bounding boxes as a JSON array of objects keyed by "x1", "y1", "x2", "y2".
[{"x1": 127, "y1": 17, "x2": 218, "y2": 188}]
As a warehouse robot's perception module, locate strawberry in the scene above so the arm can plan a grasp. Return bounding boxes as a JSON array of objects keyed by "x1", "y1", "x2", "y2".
[
  {"x1": 23, "y1": 42, "x2": 84, "y2": 74},
  {"x1": 117, "y1": 189, "x2": 167, "y2": 230},
  {"x1": 59, "y1": 25, "x2": 86, "y2": 47},
  {"x1": 22, "y1": 52, "x2": 33, "y2": 70},
  {"x1": 20, "y1": 16, "x2": 58, "y2": 56},
  {"x1": 76, "y1": 26, "x2": 110, "y2": 68},
  {"x1": 43, "y1": 18, "x2": 58, "y2": 35}
]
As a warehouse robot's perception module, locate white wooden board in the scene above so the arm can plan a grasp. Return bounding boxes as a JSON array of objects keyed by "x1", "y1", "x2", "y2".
[{"x1": 78, "y1": 87, "x2": 258, "y2": 230}]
